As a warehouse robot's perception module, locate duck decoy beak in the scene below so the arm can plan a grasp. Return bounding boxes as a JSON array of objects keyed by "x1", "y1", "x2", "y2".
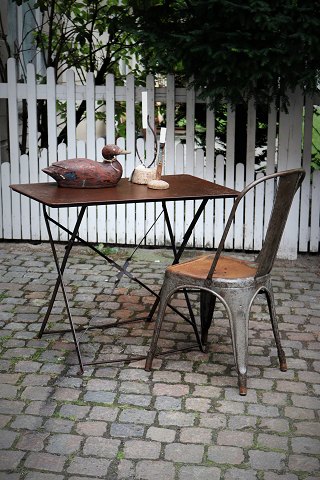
[{"x1": 118, "y1": 150, "x2": 131, "y2": 155}]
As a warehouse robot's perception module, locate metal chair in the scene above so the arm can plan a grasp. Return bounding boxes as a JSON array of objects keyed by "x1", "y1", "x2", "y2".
[{"x1": 145, "y1": 168, "x2": 305, "y2": 395}]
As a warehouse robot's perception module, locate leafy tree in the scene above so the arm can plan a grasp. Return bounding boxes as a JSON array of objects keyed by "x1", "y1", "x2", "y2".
[
  {"x1": 5, "y1": 0, "x2": 141, "y2": 151},
  {"x1": 126, "y1": 0, "x2": 320, "y2": 107}
]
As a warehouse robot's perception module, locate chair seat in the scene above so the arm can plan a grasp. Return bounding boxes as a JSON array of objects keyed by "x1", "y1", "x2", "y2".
[{"x1": 167, "y1": 255, "x2": 257, "y2": 280}]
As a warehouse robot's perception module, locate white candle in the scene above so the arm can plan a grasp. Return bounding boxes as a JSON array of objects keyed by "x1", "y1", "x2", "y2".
[
  {"x1": 142, "y1": 91, "x2": 148, "y2": 129},
  {"x1": 160, "y1": 127, "x2": 166, "y2": 144}
]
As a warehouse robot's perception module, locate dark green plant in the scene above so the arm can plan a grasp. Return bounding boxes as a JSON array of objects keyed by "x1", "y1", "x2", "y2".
[
  {"x1": 124, "y1": 1, "x2": 319, "y2": 165},
  {"x1": 311, "y1": 107, "x2": 320, "y2": 171},
  {"x1": 126, "y1": 0, "x2": 320, "y2": 108}
]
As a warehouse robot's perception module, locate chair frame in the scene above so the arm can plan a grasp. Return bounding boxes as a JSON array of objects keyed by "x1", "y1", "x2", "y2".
[{"x1": 145, "y1": 168, "x2": 305, "y2": 395}]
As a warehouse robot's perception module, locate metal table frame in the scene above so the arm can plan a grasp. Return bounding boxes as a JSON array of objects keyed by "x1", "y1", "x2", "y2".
[{"x1": 10, "y1": 174, "x2": 238, "y2": 372}]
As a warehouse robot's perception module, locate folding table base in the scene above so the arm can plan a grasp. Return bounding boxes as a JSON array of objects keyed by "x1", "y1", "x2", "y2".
[{"x1": 38, "y1": 200, "x2": 210, "y2": 372}]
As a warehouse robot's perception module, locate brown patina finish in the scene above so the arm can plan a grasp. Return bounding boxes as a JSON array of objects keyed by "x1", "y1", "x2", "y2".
[
  {"x1": 168, "y1": 255, "x2": 257, "y2": 279},
  {"x1": 10, "y1": 174, "x2": 238, "y2": 208},
  {"x1": 42, "y1": 157, "x2": 123, "y2": 188}
]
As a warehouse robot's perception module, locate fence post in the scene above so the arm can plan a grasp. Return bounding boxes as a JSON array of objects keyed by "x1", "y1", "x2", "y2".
[{"x1": 278, "y1": 88, "x2": 304, "y2": 259}]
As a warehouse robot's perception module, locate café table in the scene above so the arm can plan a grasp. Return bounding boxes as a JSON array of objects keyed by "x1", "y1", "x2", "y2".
[{"x1": 10, "y1": 174, "x2": 238, "y2": 372}]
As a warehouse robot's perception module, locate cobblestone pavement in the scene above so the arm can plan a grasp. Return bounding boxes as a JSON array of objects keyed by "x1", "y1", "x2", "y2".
[{"x1": 0, "y1": 241, "x2": 319, "y2": 480}]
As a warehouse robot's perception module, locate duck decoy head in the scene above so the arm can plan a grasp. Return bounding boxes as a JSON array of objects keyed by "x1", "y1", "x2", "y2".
[{"x1": 102, "y1": 144, "x2": 130, "y2": 160}]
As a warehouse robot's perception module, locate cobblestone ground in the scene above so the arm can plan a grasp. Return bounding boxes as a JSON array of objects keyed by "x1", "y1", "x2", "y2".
[{"x1": 0, "y1": 242, "x2": 319, "y2": 480}]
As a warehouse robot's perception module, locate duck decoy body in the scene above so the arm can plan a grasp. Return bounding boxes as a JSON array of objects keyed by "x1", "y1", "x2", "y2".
[{"x1": 42, "y1": 145, "x2": 129, "y2": 188}]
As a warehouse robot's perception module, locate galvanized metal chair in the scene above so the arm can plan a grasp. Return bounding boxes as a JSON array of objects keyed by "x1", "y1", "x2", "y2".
[{"x1": 145, "y1": 168, "x2": 305, "y2": 395}]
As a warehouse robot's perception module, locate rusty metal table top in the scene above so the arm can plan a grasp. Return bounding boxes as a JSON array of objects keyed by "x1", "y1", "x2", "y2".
[{"x1": 10, "y1": 174, "x2": 238, "y2": 208}]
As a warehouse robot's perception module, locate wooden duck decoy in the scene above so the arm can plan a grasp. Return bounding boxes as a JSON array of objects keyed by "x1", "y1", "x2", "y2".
[{"x1": 42, "y1": 145, "x2": 130, "y2": 188}]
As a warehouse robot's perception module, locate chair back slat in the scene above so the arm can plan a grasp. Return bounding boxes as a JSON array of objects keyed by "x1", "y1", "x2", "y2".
[
  {"x1": 206, "y1": 168, "x2": 305, "y2": 282},
  {"x1": 255, "y1": 170, "x2": 305, "y2": 277}
]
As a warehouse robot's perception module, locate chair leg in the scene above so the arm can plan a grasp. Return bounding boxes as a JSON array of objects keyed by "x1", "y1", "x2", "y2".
[
  {"x1": 145, "y1": 282, "x2": 172, "y2": 371},
  {"x1": 200, "y1": 290, "x2": 216, "y2": 347},
  {"x1": 226, "y1": 294, "x2": 250, "y2": 396},
  {"x1": 264, "y1": 288, "x2": 287, "y2": 372}
]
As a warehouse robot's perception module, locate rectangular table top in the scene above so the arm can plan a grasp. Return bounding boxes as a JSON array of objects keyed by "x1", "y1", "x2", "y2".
[{"x1": 10, "y1": 174, "x2": 238, "y2": 208}]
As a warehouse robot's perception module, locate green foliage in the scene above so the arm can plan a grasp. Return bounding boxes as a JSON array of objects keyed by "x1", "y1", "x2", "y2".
[
  {"x1": 14, "y1": 0, "x2": 140, "y2": 81},
  {"x1": 116, "y1": 450, "x2": 125, "y2": 460},
  {"x1": 10, "y1": 0, "x2": 144, "y2": 148},
  {"x1": 0, "y1": 293, "x2": 8, "y2": 302},
  {"x1": 96, "y1": 243, "x2": 119, "y2": 256},
  {"x1": 126, "y1": 0, "x2": 320, "y2": 107},
  {"x1": 311, "y1": 107, "x2": 320, "y2": 171}
]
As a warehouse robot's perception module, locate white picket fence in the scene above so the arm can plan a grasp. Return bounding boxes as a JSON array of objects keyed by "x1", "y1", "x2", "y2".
[{"x1": 0, "y1": 59, "x2": 319, "y2": 258}]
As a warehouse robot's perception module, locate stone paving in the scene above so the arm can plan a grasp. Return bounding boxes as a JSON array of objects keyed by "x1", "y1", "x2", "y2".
[{"x1": 0, "y1": 241, "x2": 319, "y2": 480}]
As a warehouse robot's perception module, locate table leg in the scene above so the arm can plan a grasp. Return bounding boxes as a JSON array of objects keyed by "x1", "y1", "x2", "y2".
[
  {"x1": 38, "y1": 205, "x2": 87, "y2": 373},
  {"x1": 148, "y1": 202, "x2": 204, "y2": 351},
  {"x1": 147, "y1": 199, "x2": 209, "y2": 322}
]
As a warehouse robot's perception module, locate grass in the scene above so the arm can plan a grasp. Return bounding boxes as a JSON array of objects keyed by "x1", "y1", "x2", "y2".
[
  {"x1": 95, "y1": 243, "x2": 119, "y2": 256},
  {"x1": 0, "y1": 334, "x2": 11, "y2": 345},
  {"x1": 116, "y1": 450, "x2": 125, "y2": 460}
]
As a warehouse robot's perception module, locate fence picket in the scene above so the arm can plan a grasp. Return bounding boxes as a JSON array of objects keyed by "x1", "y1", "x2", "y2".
[
  {"x1": 162, "y1": 74, "x2": 175, "y2": 246},
  {"x1": 264, "y1": 100, "x2": 277, "y2": 236},
  {"x1": 57, "y1": 143, "x2": 68, "y2": 242},
  {"x1": 185, "y1": 84, "x2": 196, "y2": 247},
  {"x1": 27, "y1": 63, "x2": 40, "y2": 241},
  {"x1": 145, "y1": 75, "x2": 156, "y2": 246},
  {"x1": 126, "y1": 74, "x2": 137, "y2": 245},
  {"x1": 234, "y1": 164, "x2": 244, "y2": 249},
  {"x1": 244, "y1": 99, "x2": 256, "y2": 250},
  {"x1": 115, "y1": 137, "x2": 126, "y2": 245},
  {"x1": 67, "y1": 70, "x2": 77, "y2": 157},
  {"x1": 194, "y1": 148, "x2": 205, "y2": 247},
  {"x1": 310, "y1": 171, "x2": 320, "y2": 252},
  {"x1": 86, "y1": 72, "x2": 97, "y2": 243},
  {"x1": 175, "y1": 143, "x2": 185, "y2": 245},
  {"x1": 135, "y1": 137, "x2": 146, "y2": 245},
  {"x1": 20, "y1": 154, "x2": 30, "y2": 239},
  {"x1": 2, "y1": 162, "x2": 12, "y2": 238},
  {"x1": 299, "y1": 95, "x2": 313, "y2": 251},
  {"x1": 66, "y1": 69, "x2": 78, "y2": 236},
  {"x1": 105, "y1": 74, "x2": 116, "y2": 244},
  {"x1": 214, "y1": 154, "x2": 225, "y2": 249},
  {"x1": 278, "y1": 89, "x2": 304, "y2": 258},
  {"x1": 96, "y1": 137, "x2": 107, "y2": 243},
  {"x1": 225, "y1": 106, "x2": 235, "y2": 248},
  {"x1": 253, "y1": 172, "x2": 265, "y2": 251},
  {"x1": 46, "y1": 67, "x2": 59, "y2": 241},
  {"x1": 39, "y1": 148, "x2": 49, "y2": 241},
  {"x1": 76, "y1": 140, "x2": 88, "y2": 241},
  {"x1": 7, "y1": 59, "x2": 20, "y2": 239},
  {"x1": 204, "y1": 106, "x2": 215, "y2": 247}
]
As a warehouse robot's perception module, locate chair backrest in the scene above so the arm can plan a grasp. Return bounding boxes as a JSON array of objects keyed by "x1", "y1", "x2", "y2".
[{"x1": 207, "y1": 168, "x2": 305, "y2": 281}]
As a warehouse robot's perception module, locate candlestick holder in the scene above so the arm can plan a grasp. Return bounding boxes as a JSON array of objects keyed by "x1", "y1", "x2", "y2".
[
  {"x1": 130, "y1": 114, "x2": 158, "y2": 185},
  {"x1": 147, "y1": 139, "x2": 169, "y2": 190}
]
